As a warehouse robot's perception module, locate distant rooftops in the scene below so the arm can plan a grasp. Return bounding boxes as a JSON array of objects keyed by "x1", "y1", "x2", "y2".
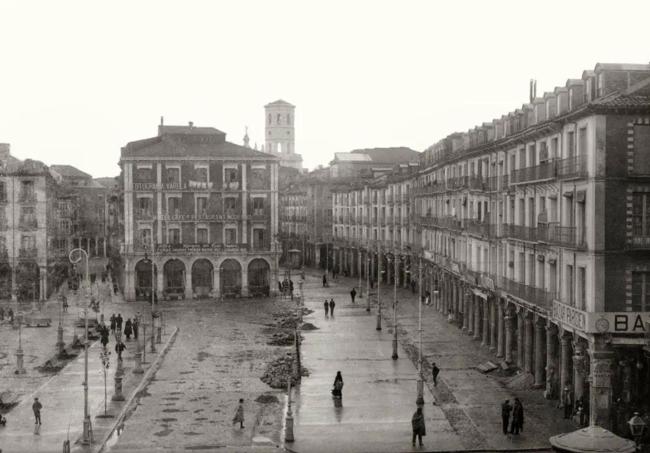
[
  {"x1": 264, "y1": 99, "x2": 295, "y2": 108},
  {"x1": 50, "y1": 164, "x2": 91, "y2": 180}
]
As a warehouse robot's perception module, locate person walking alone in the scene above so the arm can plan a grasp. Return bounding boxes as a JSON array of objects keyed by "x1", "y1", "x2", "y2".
[
  {"x1": 116, "y1": 313, "x2": 123, "y2": 333},
  {"x1": 329, "y1": 298, "x2": 336, "y2": 316},
  {"x1": 110, "y1": 313, "x2": 116, "y2": 334},
  {"x1": 133, "y1": 317, "x2": 139, "y2": 340},
  {"x1": 324, "y1": 299, "x2": 329, "y2": 317},
  {"x1": 431, "y1": 363, "x2": 440, "y2": 387},
  {"x1": 332, "y1": 371, "x2": 344, "y2": 398},
  {"x1": 124, "y1": 318, "x2": 133, "y2": 340},
  {"x1": 411, "y1": 407, "x2": 426, "y2": 447},
  {"x1": 350, "y1": 288, "x2": 357, "y2": 304},
  {"x1": 115, "y1": 340, "x2": 126, "y2": 361},
  {"x1": 232, "y1": 398, "x2": 245, "y2": 429},
  {"x1": 501, "y1": 399, "x2": 512, "y2": 435},
  {"x1": 322, "y1": 274, "x2": 328, "y2": 288},
  {"x1": 511, "y1": 398, "x2": 524, "y2": 435},
  {"x1": 32, "y1": 397, "x2": 42, "y2": 434}
]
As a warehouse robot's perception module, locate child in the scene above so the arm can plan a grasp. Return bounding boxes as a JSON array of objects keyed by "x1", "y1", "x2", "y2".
[{"x1": 232, "y1": 398, "x2": 244, "y2": 429}]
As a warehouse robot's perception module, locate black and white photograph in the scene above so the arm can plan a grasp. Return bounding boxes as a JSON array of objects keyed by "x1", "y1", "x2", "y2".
[{"x1": 0, "y1": 1, "x2": 649, "y2": 452}]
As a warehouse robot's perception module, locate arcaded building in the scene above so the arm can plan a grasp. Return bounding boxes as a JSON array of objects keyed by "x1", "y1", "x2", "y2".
[
  {"x1": 332, "y1": 63, "x2": 650, "y2": 431},
  {"x1": 120, "y1": 123, "x2": 280, "y2": 301}
]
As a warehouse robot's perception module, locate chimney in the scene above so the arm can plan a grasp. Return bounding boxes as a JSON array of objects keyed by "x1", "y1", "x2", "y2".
[
  {"x1": 188, "y1": 121, "x2": 194, "y2": 128},
  {"x1": 529, "y1": 79, "x2": 538, "y2": 103},
  {"x1": 0, "y1": 143, "x2": 10, "y2": 167},
  {"x1": 160, "y1": 116, "x2": 164, "y2": 126}
]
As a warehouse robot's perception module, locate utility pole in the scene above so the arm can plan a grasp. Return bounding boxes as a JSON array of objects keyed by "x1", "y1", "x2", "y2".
[
  {"x1": 416, "y1": 254, "x2": 424, "y2": 405},
  {"x1": 392, "y1": 250, "x2": 398, "y2": 360},
  {"x1": 376, "y1": 242, "x2": 382, "y2": 331}
]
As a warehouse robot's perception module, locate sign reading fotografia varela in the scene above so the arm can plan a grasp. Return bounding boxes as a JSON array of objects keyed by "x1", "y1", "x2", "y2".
[
  {"x1": 158, "y1": 214, "x2": 242, "y2": 221},
  {"x1": 552, "y1": 300, "x2": 650, "y2": 334},
  {"x1": 155, "y1": 243, "x2": 245, "y2": 254},
  {"x1": 133, "y1": 181, "x2": 214, "y2": 191}
]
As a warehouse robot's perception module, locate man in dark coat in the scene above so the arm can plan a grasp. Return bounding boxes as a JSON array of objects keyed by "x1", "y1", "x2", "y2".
[
  {"x1": 322, "y1": 274, "x2": 327, "y2": 287},
  {"x1": 501, "y1": 399, "x2": 512, "y2": 435},
  {"x1": 329, "y1": 298, "x2": 336, "y2": 316},
  {"x1": 324, "y1": 300, "x2": 329, "y2": 317},
  {"x1": 115, "y1": 341, "x2": 126, "y2": 361},
  {"x1": 411, "y1": 407, "x2": 426, "y2": 447},
  {"x1": 132, "y1": 317, "x2": 139, "y2": 340},
  {"x1": 511, "y1": 398, "x2": 524, "y2": 434},
  {"x1": 350, "y1": 288, "x2": 357, "y2": 303},
  {"x1": 116, "y1": 313, "x2": 123, "y2": 333},
  {"x1": 110, "y1": 314, "x2": 116, "y2": 334},
  {"x1": 431, "y1": 363, "x2": 440, "y2": 387}
]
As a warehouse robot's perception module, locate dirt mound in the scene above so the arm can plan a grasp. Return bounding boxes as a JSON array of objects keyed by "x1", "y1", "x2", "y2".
[
  {"x1": 267, "y1": 331, "x2": 303, "y2": 346},
  {"x1": 300, "y1": 322, "x2": 318, "y2": 330},
  {"x1": 260, "y1": 354, "x2": 309, "y2": 389},
  {"x1": 255, "y1": 394, "x2": 279, "y2": 404}
]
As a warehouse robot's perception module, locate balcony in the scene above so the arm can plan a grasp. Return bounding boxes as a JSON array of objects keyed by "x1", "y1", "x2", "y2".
[
  {"x1": 19, "y1": 192, "x2": 36, "y2": 204},
  {"x1": 18, "y1": 248, "x2": 38, "y2": 260},
  {"x1": 630, "y1": 236, "x2": 650, "y2": 249},
  {"x1": 497, "y1": 276, "x2": 556, "y2": 310},
  {"x1": 468, "y1": 176, "x2": 487, "y2": 191},
  {"x1": 19, "y1": 217, "x2": 38, "y2": 230},
  {"x1": 465, "y1": 220, "x2": 496, "y2": 238},
  {"x1": 418, "y1": 215, "x2": 462, "y2": 231},
  {"x1": 511, "y1": 160, "x2": 555, "y2": 185},
  {"x1": 486, "y1": 175, "x2": 509, "y2": 192},
  {"x1": 503, "y1": 222, "x2": 587, "y2": 249},
  {"x1": 251, "y1": 241, "x2": 271, "y2": 251},
  {"x1": 223, "y1": 181, "x2": 240, "y2": 191},
  {"x1": 502, "y1": 224, "x2": 539, "y2": 242},
  {"x1": 556, "y1": 154, "x2": 587, "y2": 179},
  {"x1": 413, "y1": 184, "x2": 446, "y2": 197},
  {"x1": 447, "y1": 176, "x2": 468, "y2": 190}
]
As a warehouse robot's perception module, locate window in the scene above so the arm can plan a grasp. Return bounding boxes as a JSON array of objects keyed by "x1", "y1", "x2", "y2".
[
  {"x1": 137, "y1": 197, "x2": 153, "y2": 217},
  {"x1": 137, "y1": 167, "x2": 152, "y2": 181},
  {"x1": 194, "y1": 167, "x2": 208, "y2": 182},
  {"x1": 0, "y1": 182, "x2": 5, "y2": 202},
  {"x1": 20, "y1": 180, "x2": 35, "y2": 202},
  {"x1": 225, "y1": 228, "x2": 237, "y2": 245},
  {"x1": 139, "y1": 228, "x2": 151, "y2": 247},
  {"x1": 197, "y1": 227, "x2": 208, "y2": 244},
  {"x1": 566, "y1": 131, "x2": 575, "y2": 159},
  {"x1": 287, "y1": 113, "x2": 291, "y2": 125},
  {"x1": 253, "y1": 229, "x2": 265, "y2": 249},
  {"x1": 253, "y1": 197, "x2": 264, "y2": 216},
  {"x1": 224, "y1": 168, "x2": 239, "y2": 188},
  {"x1": 631, "y1": 272, "x2": 650, "y2": 311},
  {"x1": 276, "y1": 113, "x2": 281, "y2": 124},
  {"x1": 577, "y1": 267, "x2": 586, "y2": 310},
  {"x1": 166, "y1": 167, "x2": 180, "y2": 184},
  {"x1": 633, "y1": 125, "x2": 650, "y2": 174},
  {"x1": 550, "y1": 137, "x2": 558, "y2": 159},
  {"x1": 566, "y1": 264, "x2": 574, "y2": 306},
  {"x1": 58, "y1": 219, "x2": 71, "y2": 235},
  {"x1": 168, "y1": 197, "x2": 181, "y2": 216},
  {"x1": 20, "y1": 207, "x2": 36, "y2": 227},
  {"x1": 268, "y1": 113, "x2": 272, "y2": 125},
  {"x1": 632, "y1": 193, "x2": 650, "y2": 236},
  {"x1": 224, "y1": 197, "x2": 237, "y2": 215},
  {"x1": 196, "y1": 197, "x2": 208, "y2": 217},
  {"x1": 168, "y1": 228, "x2": 180, "y2": 244},
  {"x1": 21, "y1": 234, "x2": 35, "y2": 250},
  {"x1": 578, "y1": 127, "x2": 587, "y2": 157}
]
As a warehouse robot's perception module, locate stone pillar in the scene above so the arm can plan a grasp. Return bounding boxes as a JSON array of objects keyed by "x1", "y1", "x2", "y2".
[
  {"x1": 559, "y1": 332, "x2": 572, "y2": 405},
  {"x1": 213, "y1": 266, "x2": 221, "y2": 297},
  {"x1": 589, "y1": 340, "x2": 614, "y2": 429},
  {"x1": 573, "y1": 338, "x2": 586, "y2": 403},
  {"x1": 534, "y1": 317, "x2": 546, "y2": 387},
  {"x1": 473, "y1": 296, "x2": 481, "y2": 341},
  {"x1": 517, "y1": 311, "x2": 525, "y2": 369},
  {"x1": 125, "y1": 267, "x2": 136, "y2": 301},
  {"x1": 489, "y1": 298, "x2": 497, "y2": 352},
  {"x1": 545, "y1": 323, "x2": 558, "y2": 398},
  {"x1": 496, "y1": 300, "x2": 505, "y2": 358},
  {"x1": 481, "y1": 299, "x2": 489, "y2": 347},
  {"x1": 504, "y1": 306, "x2": 515, "y2": 364},
  {"x1": 466, "y1": 292, "x2": 473, "y2": 335},
  {"x1": 156, "y1": 263, "x2": 164, "y2": 295},
  {"x1": 524, "y1": 312, "x2": 534, "y2": 374},
  {"x1": 241, "y1": 263, "x2": 249, "y2": 297},
  {"x1": 184, "y1": 268, "x2": 192, "y2": 299}
]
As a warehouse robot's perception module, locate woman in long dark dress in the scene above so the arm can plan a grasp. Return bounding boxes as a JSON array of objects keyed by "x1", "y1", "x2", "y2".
[{"x1": 332, "y1": 371, "x2": 344, "y2": 398}]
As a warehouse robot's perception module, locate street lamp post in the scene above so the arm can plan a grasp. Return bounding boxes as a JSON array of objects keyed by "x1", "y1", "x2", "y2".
[
  {"x1": 628, "y1": 412, "x2": 646, "y2": 451},
  {"x1": 357, "y1": 249, "x2": 363, "y2": 299},
  {"x1": 392, "y1": 251, "x2": 398, "y2": 360},
  {"x1": 15, "y1": 316, "x2": 25, "y2": 374},
  {"x1": 365, "y1": 253, "x2": 370, "y2": 313},
  {"x1": 69, "y1": 248, "x2": 92, "y2": 444},
  {"x1": 285, "y1": 379, "x2": 294, "y2": 442},
  {"x1": 416, "y1": 254, "x2": 424, "y2": 405},
  {"x1": 56, "y1": 293, "x2": 65, "y2": 357},
  {"x1": 376, "y1": 243, "x2": 382, "y2": 331}
]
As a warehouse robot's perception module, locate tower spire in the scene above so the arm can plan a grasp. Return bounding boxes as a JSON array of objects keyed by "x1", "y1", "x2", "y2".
[{"x1": 243, "y1": 126, "x2": 250, "y2": 148}]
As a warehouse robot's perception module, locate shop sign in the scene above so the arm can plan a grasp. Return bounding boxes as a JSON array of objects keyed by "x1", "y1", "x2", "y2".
[
  {"x1": 591, "y1": 362, "x2": 611, "y2": 388},
  {"x1": 158, "y1": 214, "x2": 242, "y2": 221},
  {"x1": 133, "y1": 181, "x2": 213, "y2": 191},
  {"x1": 155, "y1": 243, "x2": 246, "y2": 254},
  {"x1": 552, "y1": 300, "x2": 587, "y2": 332},
  {"x1": 586, "y1": 312, "x2": 650, "y2": 334}
]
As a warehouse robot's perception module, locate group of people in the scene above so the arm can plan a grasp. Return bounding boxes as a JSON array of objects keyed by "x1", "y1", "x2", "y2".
[
  {"x1": 561, "y1": 385, "x2": 589, "y2": 426},
  {"x1": 0, "y1": 307, "x2": 15, "y2": 324},
  {"x1": 108, "y1": 313, "x2": 139, "y2": 341},
  {"x1": 501, "y1": 398, "x2": 525, "y2": 435},
  {"x1": 323, "y1": 298, "x2": 336, "y2": 317}
]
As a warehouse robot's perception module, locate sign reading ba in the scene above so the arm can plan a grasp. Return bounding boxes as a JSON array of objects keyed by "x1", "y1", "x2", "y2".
[{"x1": 552, "y1": 300, "x2": 650, "y2": 334}]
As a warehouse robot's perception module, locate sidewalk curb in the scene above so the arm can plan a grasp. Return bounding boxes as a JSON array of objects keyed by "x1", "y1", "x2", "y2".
[{"x1": 92, "y1": 326, "x2": 180, "y2": 453}]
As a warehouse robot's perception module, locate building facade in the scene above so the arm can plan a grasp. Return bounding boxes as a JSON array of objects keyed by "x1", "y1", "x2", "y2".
[
  {"x1": 330, "y1": 63, "x2": 650, "y2": 431},
  {"x1": 120, "y1": 123, "x2": 280, "y2": 301}
]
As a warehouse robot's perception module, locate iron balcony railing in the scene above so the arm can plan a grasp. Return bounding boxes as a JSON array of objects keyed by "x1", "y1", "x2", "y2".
[
  {"x1": 497, "y1": 276, "x2": 556, "y2": 310},
  {"x1": 502, "y1": 222, "x2": 586, "y2": 249},
  {"x1": 510, "y1": 155, "x2": 587, "y2": 185}
]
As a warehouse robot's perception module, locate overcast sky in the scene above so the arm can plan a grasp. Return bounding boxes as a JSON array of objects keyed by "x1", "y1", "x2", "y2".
[{"x1": 1, "y1": 0, "x2": 649, "y2": 178}]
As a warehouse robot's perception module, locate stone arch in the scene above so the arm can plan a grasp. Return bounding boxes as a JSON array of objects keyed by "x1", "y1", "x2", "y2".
[
  {"x1": 163, "y1": 259, "x2": 186, "y2": 299},
  {"x1": 248, "y1": 258, "x2": 271, "y2": 297},
  {"x1": 191, "y1": 258, "x2": 213, "y2": 298},
  {"x1": 135, "y1": 259, "x2": 158, "y2": 301},
  {"x1": 220, "y1": 258, "x2": 242, "y2": 297}
]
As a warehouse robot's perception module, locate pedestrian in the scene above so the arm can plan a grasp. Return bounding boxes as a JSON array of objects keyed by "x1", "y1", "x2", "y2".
[
  {"x1": 0, "y1": 306, "x2": 4, "y2": 321},
  {"x1": 124, "y1": 319, "x2": 133, "y2": 340},
  {"x1": 100, "y1": 326, "x2": 109, "y2": 350},
  {"x1": 350, "y1": 287, "x2": 357, "y2": 303},
  {"x1": 411, "y1": 406, "x2": 426, "y2": 447},
  {"x1": 153, "y1": 291, "x2": 158, "y2": 304},
  {"x1": 332, "y1": 371, "x2": 344, "y2": 398},
  {"x1": 133, "y1": 317, "x2": 139, "y2": 340},
  {"x1": 32, "y1": 397, "x2": 42, "y2": 434},
  {"x1": 289, "y1": 280, "x2": 294, "y2": 300},
  {"x1": 369, "y1": 278, "x2": 374, "y2": 289},
  {"x1": 278, "y1": 280, "x2": 282, "y2": 295},
  {"x1": 324, "y1": 299, "x2": 329, "y2": 317},
  {"x1": 561, "y1": 385, "x2": 573, "y2": 419},
  {"x1": 110, "y1": 313, "x2": 116, "y2": 334},
  {"x1": 232, "y1": 398, "x2": 245, "y2": 429},
  {"x1": 329, "y1": 298, "x2": 335, "y2": 316},
  {"x1": 115, "y1": 340, "x2": 126, "y2": 361},
  {"x1": 431, "y1": 363, "x2": 440, "y2": 387},
  {"x1": 501, "y1": 399, "x2": 512, "y2": 435},
  {"x1": 322, "y1": 274, "x2": 327, "y2": 288},
  {"x1": 425, "y1": 291, "x2": 431, "y2": 305},
  {"x1": 411, "y1": 279, "x2": 416, "y2": 294},
  {"x1": 62, "y1": 296, "x2": 68, "y2": 312},
  {"x1": 7, "y1": 308, "x2": 13, "y2": 323},
  {"x1": 511, "y1": 397, "x2": 524, "y2": 434},
  {"x1": 116, "y1": 313, "x2": 123, "y2": 332}
]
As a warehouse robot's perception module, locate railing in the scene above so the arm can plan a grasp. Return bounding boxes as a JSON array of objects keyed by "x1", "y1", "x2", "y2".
[
  {"x1": 486, "y1": 175, "x2": 509, "y2": 191},
  {"x1": 413, "y1": 184, "x2": 446, "y2": 197},
  {"x1": 468, "y1": 176, "x2": 487, "y2": 191},
  {"x1": 465, "y1": 220, "x2": 496, "y2": 238},
  {"x1": 510, "y1": 160, "x2": 555, "y2": 184},
  {"x1": 502, "y1": 224, "x2": 538, "y2": 242},
  {"x1": 497, "y1": 276, "x2": 556, "y2": 310},
  {"x1": 18, "y1": 248, "x2": 38, "y2": 259},
  {"x1": 502, "y1": 223, "x2": 587, "y2": 249},
  {"x1": 448, "y1": 176, "x2": 468, "y2": 190},
  {"x1": 223, "y1": 181, "x2": 240, "y2": 190},
  {"x1": 556, "y1": 154, "x2": 587, "y2": 179},
  {"x1": 251, "y1": 241, "x2": 272, "y2": 251},
  {"x1": 630, "y1": 236, "x2": 650, "y2": 249}
]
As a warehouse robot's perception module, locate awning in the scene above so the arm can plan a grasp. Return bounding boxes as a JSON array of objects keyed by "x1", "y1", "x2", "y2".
[
  {"x1": 288, "y1": 249, "x2": 301, "y2": 253},
  {"x1": 472, "y1": 288, "x2": 489, "y2": 299},
  {"x1": 549, "y1": 426, "x2": 635, "y2": 453}
]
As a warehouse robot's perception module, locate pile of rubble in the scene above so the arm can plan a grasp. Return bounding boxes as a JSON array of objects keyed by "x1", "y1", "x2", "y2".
[
  {"x1": 260, "y1": 353, "x2": 309, "y2": 389},
  {"x1": 267, "y1": 331, "x2": 303, "y2": 346}
]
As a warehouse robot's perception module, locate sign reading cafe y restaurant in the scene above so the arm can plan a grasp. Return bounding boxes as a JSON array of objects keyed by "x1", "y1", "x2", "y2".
[{"x1": 552, "y1": 300, "x2": 650, "y2": 334}]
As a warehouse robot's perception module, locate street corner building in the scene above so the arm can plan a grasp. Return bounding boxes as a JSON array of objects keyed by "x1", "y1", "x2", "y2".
[
  {"x1": 330, "y1": 63, "x2": 650, "y2": 432},
  {"x1": 120, "y1": 122, "x2": 281, "y2": 302}
]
